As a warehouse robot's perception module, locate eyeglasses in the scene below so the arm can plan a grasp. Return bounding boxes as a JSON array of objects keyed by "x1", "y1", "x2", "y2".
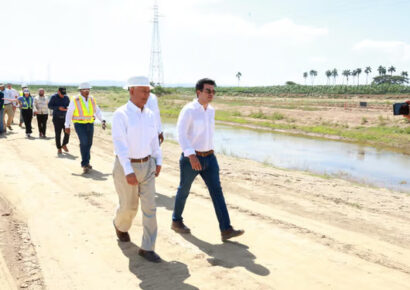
[{"x1": 203, "y1": 88, "x2": 216, "y2": 95}]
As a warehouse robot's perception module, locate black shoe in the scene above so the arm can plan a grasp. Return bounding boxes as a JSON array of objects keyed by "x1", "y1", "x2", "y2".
[
  {"x1": 7, "y1": 126, "x2": 12, "y2": 130},
  {"x1": 113, "y1": 222, "x2": 130, "y2": 242},
  {"x1": 138, "y1": 249, "x2": 161, "y2": 263},
  {"x1": 86, "y1": 164, "x2": 93, "y2": 170},
  {"x1": 171, "y1": 220, "x2": 191, "y2": 234},
  {"x1": 221, "y1": 227, "x2": 245, "y2": 242}
]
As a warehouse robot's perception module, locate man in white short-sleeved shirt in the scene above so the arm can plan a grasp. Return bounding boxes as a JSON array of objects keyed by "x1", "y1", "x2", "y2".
[{"x1": 171, "y1": 78, "x2": 244, "y2": 242}]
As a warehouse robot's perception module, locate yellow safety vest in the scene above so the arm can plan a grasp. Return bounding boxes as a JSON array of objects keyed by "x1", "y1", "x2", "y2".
[{"x1": 72, "y1": 95, "x2": 97, "y2": 124}]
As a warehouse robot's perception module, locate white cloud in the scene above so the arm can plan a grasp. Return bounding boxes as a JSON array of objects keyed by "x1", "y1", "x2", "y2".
[{"x1": 353, "y1": 39, "x2": 410, "y2": 62}]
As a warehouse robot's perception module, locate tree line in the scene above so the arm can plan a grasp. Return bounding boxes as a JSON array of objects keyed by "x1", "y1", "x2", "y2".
[{"x1": 303, "y1": 66, "x2": 409, "y2": 86}]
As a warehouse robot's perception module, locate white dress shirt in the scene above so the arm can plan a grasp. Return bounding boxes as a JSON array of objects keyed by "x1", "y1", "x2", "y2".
[
  {"x1": 3, "y1": 88, "x2": 19, "y2": 105},
  {"x1": 145, "y1": 93, "x2": 163, "y2": 134},
  {"x1": 177, "y1": 98, "x2": 215, "y2": 157},
  {"x1": 64, "y1": 95, "x2": 103, "y2": 128},
  {"x1": 112, "y1": 101, "x2": 162, "y2": 175}
]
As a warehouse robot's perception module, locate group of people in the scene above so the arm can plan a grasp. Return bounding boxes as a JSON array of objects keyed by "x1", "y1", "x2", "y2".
[
  {"x1": 112, "y1": 76, "x2": 244, "y2": 263},
  {"x1": 0, "y1": 83, "x2": 47, "y2": 137},
  {"x1": 1, "y1": 76, "x2": 244, "y2": 263}
]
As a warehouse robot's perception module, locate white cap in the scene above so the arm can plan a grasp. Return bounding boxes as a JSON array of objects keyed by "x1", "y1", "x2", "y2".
[
  {"x1": 123, "y1": 76, "x2": 152, "y2": 89},
  {"x1": 78, "y1": 82, "x2": 92, "y2": 90},
  {"x1": 21, "y1": 83, "x2": 28, "y2": 88}
]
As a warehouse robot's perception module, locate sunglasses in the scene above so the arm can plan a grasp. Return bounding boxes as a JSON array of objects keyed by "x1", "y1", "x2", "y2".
[{"x1": 203, "y1": 88, "x2": 216, "y2": 95}]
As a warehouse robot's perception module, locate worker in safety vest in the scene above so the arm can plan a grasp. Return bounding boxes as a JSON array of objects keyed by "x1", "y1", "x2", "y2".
[{"x1": 65, "y1": 82, "x2": 106, "y2": 173}]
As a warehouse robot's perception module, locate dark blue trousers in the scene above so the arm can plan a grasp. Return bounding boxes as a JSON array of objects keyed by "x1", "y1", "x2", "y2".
[
  {"x1": 74, "y1": 123, "x2": 94, "y2": 167},
  {"x1": 172, "y1": 153, "x2": 232, "y2": 231}
]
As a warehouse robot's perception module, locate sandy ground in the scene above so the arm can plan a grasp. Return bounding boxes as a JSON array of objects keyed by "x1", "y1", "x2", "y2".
[{"x1": 0, "y1": 120, "x2": 410, "y2": 290}]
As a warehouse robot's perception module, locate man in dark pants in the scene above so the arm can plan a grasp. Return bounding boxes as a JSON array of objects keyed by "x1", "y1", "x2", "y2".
[
  {"x1": 64, "y1": 82, "x2": 106, "y2": 173},
  {"x1": 48, "y1": 87, "x2": 70, "y2": 154},
  {"x1": 171, "y1": 78, "x2": 244, "y2": 242}
]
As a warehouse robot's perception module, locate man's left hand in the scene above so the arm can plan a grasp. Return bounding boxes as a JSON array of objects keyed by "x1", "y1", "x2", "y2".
[
  {"x1": 155, "y1": 165, "x2": 161, "y2": 177},
  {"x1": 65, "y1": 128, "x2": 70, "y2": 134},
  {"x1": 158, "y1": 132, "x2": 164, "y2": 145},
  {"x1": 102, "y1": 121, "x2": 107, "y2": 130}
]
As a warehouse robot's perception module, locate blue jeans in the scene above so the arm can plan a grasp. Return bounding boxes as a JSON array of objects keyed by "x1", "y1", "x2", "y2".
[
  {"x1": 74, "y1": 123, "x2": 94, "y2": 167},
  {"x1": 0, "y1": 108, "x2": 4, "y2": 133},
  {"x1": 172, "y1": 153, "x2": 232, "y2": 231}
]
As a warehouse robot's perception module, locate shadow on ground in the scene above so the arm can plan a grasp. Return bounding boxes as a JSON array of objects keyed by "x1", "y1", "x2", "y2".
[
  {"x1": 72, "y1": 169, "x2": 111, "y2": 181},
  {"x1": 155, "y1": 192, "x2": 270, "y2": 276},
  {"x1": 118, "y1": 241, "x2": 198, "y2": 290}
]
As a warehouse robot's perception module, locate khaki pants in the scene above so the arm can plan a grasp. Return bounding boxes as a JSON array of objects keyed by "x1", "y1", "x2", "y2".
[
  {"x1": 3, "y1": 104, "x2": 14, "y2": 127},
  {"x1": 113, "y1": 156, "x2": 157, "y2": 251}
]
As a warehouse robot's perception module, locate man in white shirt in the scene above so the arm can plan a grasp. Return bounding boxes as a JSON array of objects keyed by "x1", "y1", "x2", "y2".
[
  {"x1": 171, "y1": 78, "x2": 244, "y2": 242},
  {"x1": 3, "y1": 83, "x2": 19, "y2": 131},
  {"x1": 64, "y1": 82, "x2": 106, "y2": 173},
  {"x1": 7, "y1": 84, "x2": 19, "y2": 118},
  {"x1": 112, "y1": 76, "x2": 162, "y2": 263},
  {"x1": 146, "y1": 93, "x2": 164, "y2": 145}
]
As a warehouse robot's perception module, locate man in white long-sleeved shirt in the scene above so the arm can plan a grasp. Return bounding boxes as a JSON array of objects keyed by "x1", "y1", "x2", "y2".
[
  {"x1": 111, "y1": 76, "x2": 162, "y2": 263},
  {"x1": 171, "y1": 78, "x2": 244, "y2": 242},
  {"x1": 146, "y1": 93, "x2": 164, "y2": 145},
  {"x1": 64, "y1": 82, "x2": 106, "y2": 173}
]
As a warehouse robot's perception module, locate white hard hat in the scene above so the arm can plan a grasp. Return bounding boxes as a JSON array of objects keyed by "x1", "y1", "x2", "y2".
[
  {"x1": 21, "y1": 83, "x2": 28, "y2": 88},
  {"x1": 78, "y1": 82, "x2": 92, "y2": 90},
  {"x1": 123, "y1": 76, "x2": 152, "y2": 90}
]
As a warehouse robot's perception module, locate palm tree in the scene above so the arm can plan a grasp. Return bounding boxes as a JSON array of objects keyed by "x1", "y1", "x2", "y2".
[
  {"x1": 342, "y1": 70, "x2": 351, "y2": 85},
  {"x1": 325, "y1": 70, "x2": 332, "y2": 85},
  {"x1": 331, "y1": 68, "x2": 338, "y2": 85},
  {"x1": 388, "y1": 66, "x2": 396, "y2": 76},
  {"x1": 402, "y1": 71, "x2": 408, "y2": 77},
  {"x1": 351, "y1": 69, "x2": 357, "y2": 85},
  {"x1": 309, "y1": 70, "x2": 317, "y2": 85},
  {"x1": 364, "y1": 66, "x2": 372, "y2": 84},
  {"x1": 236, "y1": 72, "x2": 242, "y2": 86},
  {"x1": 378, "y1": 65, "x2": 386, "y2": 76},
  {"x1": 303, "y1": 72, "x2": 308, "y2": 85},
  {"x1": 356, "y1": 68, "x2": 362, "y2": 85}
]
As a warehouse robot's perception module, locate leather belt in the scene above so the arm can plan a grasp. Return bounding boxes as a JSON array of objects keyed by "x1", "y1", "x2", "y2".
[
  {"x1": 130, "y1": 156, "x2": 150, "y2": 163},
  {"x1": 195, "y1": 150, "x2": 214, "y2": 157}
]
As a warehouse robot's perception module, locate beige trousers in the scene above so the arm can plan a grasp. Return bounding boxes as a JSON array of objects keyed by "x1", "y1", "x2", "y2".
[
  {"x1": 113, "y1": 156, "x2": 157, "y2": 251},
  {"x1": 3, "y1": 104, "x2": 14, "y2": 127}
]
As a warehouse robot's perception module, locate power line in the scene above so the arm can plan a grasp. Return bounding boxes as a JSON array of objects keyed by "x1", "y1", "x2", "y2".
[{"x1": 149, "y1": 0, "x2": 164, "y2": 86}]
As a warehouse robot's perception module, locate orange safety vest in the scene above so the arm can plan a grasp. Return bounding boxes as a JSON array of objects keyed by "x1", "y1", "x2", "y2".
[{"x1": 72, "y1": 95, "x2": 97, "y2": 124}]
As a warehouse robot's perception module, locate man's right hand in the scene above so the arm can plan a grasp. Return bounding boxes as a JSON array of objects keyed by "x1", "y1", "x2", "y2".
[
  {"x1": 126, "y1": 173, "x2": 138, "y2": 185},
  {"x1": 188, "y1": 154, "x2": 202, "y2": 171},
  {"x1": 58, "y1": 106, "x2": 67, "y2": 111},
  {"x1": 65, "y1": 128, "x2": 70, "y2": 134}
]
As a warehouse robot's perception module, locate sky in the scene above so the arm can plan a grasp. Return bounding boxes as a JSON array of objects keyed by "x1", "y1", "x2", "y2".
[{"x1": 1, "y1": 0, "x2": 409, "y2": 86}]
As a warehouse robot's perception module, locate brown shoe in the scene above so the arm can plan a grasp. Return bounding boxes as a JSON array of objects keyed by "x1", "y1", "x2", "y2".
[
  {"x1": 58, "y1": 149, "x2": 63, "y2": 154},
  {"x1": 221, "y1": 227, "x2": 245, "y2": 242},
  {"x1": 138, "y1": 249, "x2": 161, "y2": 263},
  {"x1": 62, "y1": 145, "x2": 69, "y2": 152},
  {"x1": 82, "y1": 166, "x2": 90, "y2": 174},
  {"x1": 171, "y1": 220, "x2": 191, "y2": 234},
  {"x1": 114, "y1": 222, "x2": 130, "y2": 242}
]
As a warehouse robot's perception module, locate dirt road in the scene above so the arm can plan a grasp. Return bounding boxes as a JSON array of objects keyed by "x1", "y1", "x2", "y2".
[{"x1": 0, "y1": 123, "x2": 409, "y2": 289}]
